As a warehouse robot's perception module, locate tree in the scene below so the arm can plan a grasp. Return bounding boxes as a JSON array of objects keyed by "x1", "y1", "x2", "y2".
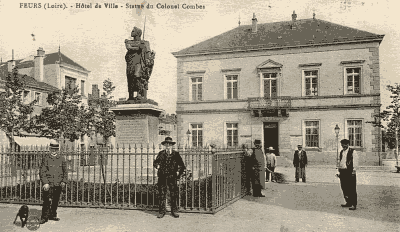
[
  {"x1": 381, "y1": 84, "x2": 400, "y2": 166},
  {"x1": 0, "y1": 67, "x2": 37, "y2": 151},
  {"x1": 32, "y1": 85, "x2": 89, "y2": 147},
  {"x1": 88, "y1": 78, "x2": 116, "y2": 197}
]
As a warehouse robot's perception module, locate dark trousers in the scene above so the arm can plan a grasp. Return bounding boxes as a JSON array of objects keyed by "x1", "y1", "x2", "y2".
[
  {"x1": 339, "y1": 169, "x2": 357, "y2": 206},
  {"x1": 243, "y1": 159, "x2": 253, "y2": 194},
  {"x1": 252, "y1": 167, "x2": 262, "y2": 196},
  {"x1": 158, "y1": 176, "x2": 178, "y2": 214},
  {"x1": 41, "y1": 186, "x2": 62, "y2": 220},
  {"x1": 266, "y1": 166, "x2": 275, "y2": 181},
  {"x1": 295, "y1": 166, "x2": 306, "y2": 182}
]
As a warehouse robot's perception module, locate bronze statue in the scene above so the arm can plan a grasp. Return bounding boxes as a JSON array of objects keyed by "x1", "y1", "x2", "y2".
[{"x1": 125, "y1": 26, "x2": 155, "y2": 100}]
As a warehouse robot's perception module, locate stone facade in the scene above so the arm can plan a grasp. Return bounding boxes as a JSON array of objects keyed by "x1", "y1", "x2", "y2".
[{"x1": 174, "y1": 27, "x2": 383, "y2": 165}]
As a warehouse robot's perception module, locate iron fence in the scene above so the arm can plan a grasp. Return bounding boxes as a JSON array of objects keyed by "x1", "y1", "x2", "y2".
[{"x1": 0, "y1": 145, "x2": 245, "y2": 214}]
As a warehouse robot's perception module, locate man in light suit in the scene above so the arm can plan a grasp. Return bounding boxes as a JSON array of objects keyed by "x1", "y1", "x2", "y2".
[
  {"x1": 293, "y1": 144, "x2": 307, "y2": 183},
  {"x1": 265, "y1": 147, "x2": 277, "y2": 182}
]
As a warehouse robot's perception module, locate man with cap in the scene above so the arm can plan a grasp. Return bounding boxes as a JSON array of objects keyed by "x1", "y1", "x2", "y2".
[
  {"x1": 337, "y1": 139, "x2": 359, "y2": 210},
  {"x1": 153, "y1": 137, "x2": 186, "y2": 218},
  {"x1": 265, "y1": 147, "x2": 277, "y2": 182},
  {"x1": 39, "y1": 140, "x2": 67, "y2": 224},
  {"x1": 293, "y1": 144, "x2": 308, "y2": 183},
  {"x1": 251, "y1": 139, "x2": 265, "y2": 197}
]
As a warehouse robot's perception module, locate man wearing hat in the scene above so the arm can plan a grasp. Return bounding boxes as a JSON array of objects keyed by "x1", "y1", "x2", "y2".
[
  {"x1": 39, "y1": 140, "x2": 67, "y2": 224},
  {"x1": 153, "y1": 137, "x2": 186, "y2": 218},
  {"x1": 251, "y1": 139, "x2": 265, "y2": 197},
  {"x1": 337, "y1": 139, "x2": 359, "y2": 210},
  {"x1": 293, "y1": 144, "x2": 308, "y2": 183},
  {"x1": 265, "y1": 147, "x2": 277, "y2": 182}
]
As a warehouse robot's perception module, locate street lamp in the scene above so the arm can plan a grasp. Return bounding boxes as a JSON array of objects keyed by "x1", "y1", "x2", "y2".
[
  {"x1": 334, "y1": 124, "x2": 340, "y2": 168},
  {"x1": 186, "y1": 129, "x2": 191, "y2": 149}
]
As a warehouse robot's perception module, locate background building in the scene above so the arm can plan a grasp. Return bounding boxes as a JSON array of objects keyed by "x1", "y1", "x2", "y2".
[
  {"x1": 173, "y1": 12, "x2": 384, "y2": 165},
  {"x1": 0, "y1": 47, "x2": 91, "y2": 150}
]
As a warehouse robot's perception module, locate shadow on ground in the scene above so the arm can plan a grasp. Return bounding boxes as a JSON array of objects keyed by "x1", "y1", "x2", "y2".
[{"x1": 243, "y1": 181, "x2": 400, "y2": 224}]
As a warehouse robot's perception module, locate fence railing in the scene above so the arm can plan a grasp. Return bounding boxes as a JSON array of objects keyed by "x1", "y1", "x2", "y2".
[{"x1": 0, "y1": 146, "x2": 245, "y2": 214}]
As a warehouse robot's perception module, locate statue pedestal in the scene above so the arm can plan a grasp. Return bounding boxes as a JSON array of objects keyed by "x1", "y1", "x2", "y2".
[{"x1": 110, "y1": 102, "x2": 164, "y2": 147}]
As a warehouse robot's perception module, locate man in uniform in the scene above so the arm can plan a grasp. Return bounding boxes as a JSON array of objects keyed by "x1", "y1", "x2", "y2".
[
  {"x1": 337, "y1": 139, "x2": 358, "y2": 210},
  {"x1": 154, "y1": 137, "x2": 186, "y2": 218},
  {"x1": 251, "y1": 140, "x2": 265, "y2": 197},
  {"x1": 39, "y1": 140, "x2": 67, "y2": 224},
  {"x1": 293, "y1": 145, "x2": 308, "y2": 183}
]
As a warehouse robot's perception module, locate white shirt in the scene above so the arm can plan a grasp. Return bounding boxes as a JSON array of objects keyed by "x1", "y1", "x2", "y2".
[{"x1": 339, "y1": 148, "x2": 359, "y2": 171}]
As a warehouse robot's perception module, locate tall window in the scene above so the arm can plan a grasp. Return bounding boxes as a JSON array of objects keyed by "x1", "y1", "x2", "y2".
[
  {"x1": 81, "y1": 80, "x2": 85, "y2": 96},
  {"x1": 345, "y1": 68, "x2": 361, "y2": 94},
  {"x1": 226, "y1": 123, "x2": 238, "y2": 147},
  {"x1": 226, "y1": 75, "x2": 238, "y2": 99},
  {"x1": 305, "y1": 121, "x2": 319, "y2": 147},
  {"x1": 191, "y1": 123, "x2": 203, "y2": 147},
  {"x1": 263, "y1": 73, "x2": 277, "y2": 99},
  {"x1": 347, "y1": 120, "x2": 362, "y2": 147},
  {"x1": 23, "y1": 91, "x2": 30, "y2": 104},
  {"x1": 35, "y1": 92, "x2": 41, "y2": 105},
  {"x1": 191, "y1": 77, "x2": 202, "y2": 101},
  {"x1": 65, "y1": 76, "x2": 76, "y2": 94},
  {"x1": 304, "y1": 70, "x2": 318, "y2": 96}
]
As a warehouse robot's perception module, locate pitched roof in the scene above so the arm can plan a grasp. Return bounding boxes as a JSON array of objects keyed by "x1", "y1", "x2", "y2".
[
  {"x1": 172, "y1": 18, "x2": 384, "y2": 57},
  {"x1": 0, "y1": 51, "x2": 89, "y2": 73},
  {"x1": 0, "y1": 68, "x2": 59, "y2": 93}
]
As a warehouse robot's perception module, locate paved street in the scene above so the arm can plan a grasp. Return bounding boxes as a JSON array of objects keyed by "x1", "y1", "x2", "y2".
[{"x1": 1, "y1": 167, "x2": 399, "y2": 232}]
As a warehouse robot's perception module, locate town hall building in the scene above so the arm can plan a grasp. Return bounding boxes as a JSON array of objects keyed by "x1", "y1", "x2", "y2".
[{"x1": 172, "y1": 12, "x2": 384, "y2": 165}]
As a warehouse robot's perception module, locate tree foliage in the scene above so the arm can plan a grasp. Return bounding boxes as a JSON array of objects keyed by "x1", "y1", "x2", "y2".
[
  {"x1": 32, "y1": 85, "x2": 88, "y2": 142},
  {"x1": 88, "y1": 78, "x2": 116, "y2": 145},
  {"x1": 0, "y1": 67, "x2": 37, "y2": 148},
  {"x1": 381, "y1": 84, "x2": 400, "y2": 149}
]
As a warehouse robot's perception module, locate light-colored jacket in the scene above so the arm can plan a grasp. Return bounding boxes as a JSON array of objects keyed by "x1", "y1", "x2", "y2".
[{"x1": 266, "y1": 153, "x2": 277, "y2": 168}]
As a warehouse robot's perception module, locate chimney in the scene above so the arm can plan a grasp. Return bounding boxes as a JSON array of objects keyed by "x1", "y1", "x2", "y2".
[
  {"x1": 291, "y1": 11, "x2": 297, "y2": 29},
  {"x1": 252, "y1": 13, "x2": 257, "y2": 33},
  {"x1": 34, "y1": 47, "x2": 45, "y2": 82},
  {"x1": 92, "y1": 84, "x2": 99, "y2": 98},
  {"x1": 7, "y1": 49, "x2": 16, "y2": 72}
]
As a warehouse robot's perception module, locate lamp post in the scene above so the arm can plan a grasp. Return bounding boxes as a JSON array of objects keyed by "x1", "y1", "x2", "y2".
[
  {"x1": 186, "y1": 129, "x2": 191, "y2": 149},
  {"x1": 335, "y1": 124, "x2": 340, "y2": 168}
]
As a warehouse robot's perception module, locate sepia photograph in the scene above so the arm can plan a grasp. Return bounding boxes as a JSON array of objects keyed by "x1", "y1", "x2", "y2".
[{"x1": 0, "y1": 0, "x2": 399, "y2": 231}]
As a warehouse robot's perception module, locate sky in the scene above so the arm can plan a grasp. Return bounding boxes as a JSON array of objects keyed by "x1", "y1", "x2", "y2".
[{"x1": 0, "y1": 0, "x2": 399, "y2": 115}]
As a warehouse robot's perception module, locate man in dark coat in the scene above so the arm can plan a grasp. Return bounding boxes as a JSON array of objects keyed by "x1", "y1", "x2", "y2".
[
  {"x1": 154, "y1": 137, "x2": 186, "y2": 218},
  {"x1": 293, "y1": 144, "x2": 307, "y2": 183},
  {"x1": 242, "y1": 144, "x2": 253, "y2": 195},
  {"x1": 251, "y1": 140, "x2": 265, "y2": 197},
  {"x1": 39, "y1": 140, "x2": 67, "y2": 224},
  {"x1": 337, "y1": 139, "x2": 358, "y2": 210}
]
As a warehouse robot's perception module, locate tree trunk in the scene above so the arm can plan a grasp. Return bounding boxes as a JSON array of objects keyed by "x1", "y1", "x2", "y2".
[{"x1": 396, "y1": 129, "x2": 399, "y2": 166}]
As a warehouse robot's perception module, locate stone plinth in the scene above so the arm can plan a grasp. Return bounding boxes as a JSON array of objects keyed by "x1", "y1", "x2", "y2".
[{"x1": 111, "y1": 102, "x2": 164, "y2": 147}]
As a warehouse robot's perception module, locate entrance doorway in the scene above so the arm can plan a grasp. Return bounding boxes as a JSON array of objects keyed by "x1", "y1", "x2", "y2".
[{"x1": 263, "y1": 122, "x2": 279, "y2": 156}]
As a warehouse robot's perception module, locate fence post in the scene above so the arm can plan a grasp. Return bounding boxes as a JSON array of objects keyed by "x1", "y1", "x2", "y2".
[{"x1": 211, "y1": 152, "x2": 218, "y2": 212}]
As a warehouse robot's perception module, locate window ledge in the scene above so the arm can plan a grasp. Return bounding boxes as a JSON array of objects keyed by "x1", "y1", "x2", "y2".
[
  {"x1": 352, "y1": 147, "x2": 364, "y2": 152},
  {"x1": 304, "y1": 147, "x2": 322, "y2": 151}
]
